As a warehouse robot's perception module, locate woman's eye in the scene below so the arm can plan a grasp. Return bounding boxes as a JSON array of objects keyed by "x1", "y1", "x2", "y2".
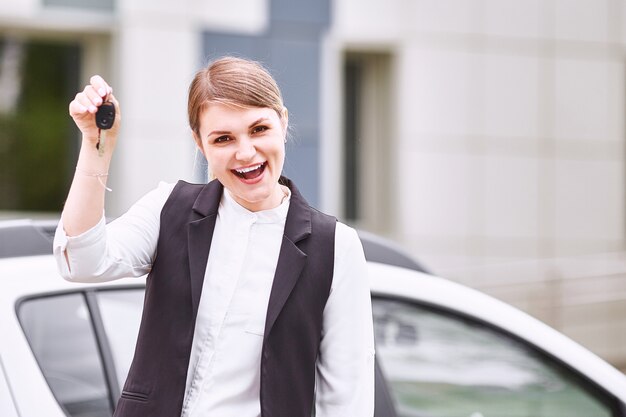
[
  {"x1": 252, "y1": 125, "x2": 268, "y2": 134},
  {"x1": 214, "y1": 135, "x2": 230, "y2": 144}
]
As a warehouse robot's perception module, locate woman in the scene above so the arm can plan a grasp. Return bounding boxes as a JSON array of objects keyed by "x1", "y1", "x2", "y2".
[{"x1": 54, "y1": 57, "x2": 375, "y2": 417}]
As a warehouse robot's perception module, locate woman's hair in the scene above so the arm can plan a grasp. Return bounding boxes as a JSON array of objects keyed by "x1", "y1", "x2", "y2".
[{"x1": 188, "y1": 56, "x2": 285, "y2": 136}]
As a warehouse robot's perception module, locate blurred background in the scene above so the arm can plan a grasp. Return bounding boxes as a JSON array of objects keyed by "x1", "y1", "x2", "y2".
[{"x1": 0, "y1": 0, "x2": 624, "y2": 374}]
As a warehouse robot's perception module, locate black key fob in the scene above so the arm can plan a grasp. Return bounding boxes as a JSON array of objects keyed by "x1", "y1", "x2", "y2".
[{"x1": 96, "y1": 102, "x2": 115, "y2": 130}]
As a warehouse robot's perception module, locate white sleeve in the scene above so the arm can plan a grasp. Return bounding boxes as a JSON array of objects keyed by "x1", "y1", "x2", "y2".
[
  {"x1": 53, "y1": 181, "x2": 175, "y2": 282},
  {"x1": 315, "y1": 223, "x2": 376, "y2": 417}
]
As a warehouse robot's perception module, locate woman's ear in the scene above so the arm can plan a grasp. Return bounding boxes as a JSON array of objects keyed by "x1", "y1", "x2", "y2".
[
  {"x1": 192, "y1": 130, "x2": 204, "y2": 153},
  {"x1": 281, "y1": 107, "x2": 289, "y2": 131}
]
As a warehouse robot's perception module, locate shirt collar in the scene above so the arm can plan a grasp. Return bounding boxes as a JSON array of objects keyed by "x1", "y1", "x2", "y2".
[{"x1": 220, "y1": 187, "x2": 291, "y2": 224}]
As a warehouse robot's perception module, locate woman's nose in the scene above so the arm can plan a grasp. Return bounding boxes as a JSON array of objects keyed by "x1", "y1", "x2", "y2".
[{"x1": 235, "y1": 137, "x2": 256, "y2": 161}]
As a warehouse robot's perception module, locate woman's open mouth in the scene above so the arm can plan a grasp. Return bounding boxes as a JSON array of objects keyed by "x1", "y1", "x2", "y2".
[{"x1": 232, "y1": 162, "x2": 267, "y2": 180}]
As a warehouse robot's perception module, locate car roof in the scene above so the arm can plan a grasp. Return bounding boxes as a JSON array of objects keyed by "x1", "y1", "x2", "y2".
[
  {"x1": 357, "y1": 229, "x2": 429, "y2": 273},
  {"x1": 0, "y1": 220, "x2": 57, "y2": 259},
  {"x1": 0, "y1": 220, "x2": 430, "y2": 273}
]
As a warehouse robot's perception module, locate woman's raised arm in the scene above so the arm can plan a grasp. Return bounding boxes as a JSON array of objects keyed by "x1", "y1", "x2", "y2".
[{"x1": 62, "y1": 75, "x2": 120, "y2": 236}]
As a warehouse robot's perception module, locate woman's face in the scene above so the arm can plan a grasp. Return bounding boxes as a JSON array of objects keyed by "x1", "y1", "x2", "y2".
[{"x1": 194, "y1": 102, "x2": 287, "y2": 212}]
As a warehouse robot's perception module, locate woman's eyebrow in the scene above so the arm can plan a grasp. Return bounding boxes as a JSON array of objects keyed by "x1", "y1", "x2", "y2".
[
  {"x1": 207, "y1": 129, "x2": 230, "y2": 137},
  {"x1": 249, "y1": 117, "x2": 270, "y2": 127}
]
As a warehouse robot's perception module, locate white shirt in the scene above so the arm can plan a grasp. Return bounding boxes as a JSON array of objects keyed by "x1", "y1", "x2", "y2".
[{"x1": 53, "y1": 181, "x2": 375, "y2": 417}]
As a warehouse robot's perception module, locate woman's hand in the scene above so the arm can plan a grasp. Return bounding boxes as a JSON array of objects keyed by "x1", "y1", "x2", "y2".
[{"x1": 69, "y1": 75, "x2": 121, "y2": 150}]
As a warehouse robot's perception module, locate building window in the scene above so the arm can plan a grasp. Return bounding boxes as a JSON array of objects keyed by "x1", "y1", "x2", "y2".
[
  {"x1": 342, "y1": 52, "x2": 393, "y2": 233},
  {"x1": 0, "y1": 38, "x2": 80, "y2": 213},
  {"x1": 343, "y1": 57, "x2": 362, "y2": 221}
]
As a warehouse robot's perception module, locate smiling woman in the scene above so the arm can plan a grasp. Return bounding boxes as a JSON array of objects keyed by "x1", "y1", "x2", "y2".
[
  {"x1": 53, "y1": 56, "x2": 375, "y2": 417},
  {"x1": 188, "y1": 58, "x2": 289, "y2": 212},
  {"x1": 194, "y1": 104, "x2": 287, "y2": 211}
]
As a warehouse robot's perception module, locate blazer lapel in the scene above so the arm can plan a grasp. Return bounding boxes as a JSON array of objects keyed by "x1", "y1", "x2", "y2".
[
  {"x1": 188, "y1": 180, "x2": 223, "y2": 320},
  {"x1": 264, "y1": 178, "x2": 312, "y2": 337}
]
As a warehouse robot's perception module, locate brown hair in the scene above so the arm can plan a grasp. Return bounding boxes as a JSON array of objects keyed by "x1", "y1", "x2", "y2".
[{"x1": 188, "y1": 57, "x2": 285, "y2": 137}]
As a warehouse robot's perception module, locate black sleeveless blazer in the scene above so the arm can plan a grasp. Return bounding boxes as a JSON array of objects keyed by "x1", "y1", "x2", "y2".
[{"x1": 113, "y1": 177, "x2": 337, "y2": 417}]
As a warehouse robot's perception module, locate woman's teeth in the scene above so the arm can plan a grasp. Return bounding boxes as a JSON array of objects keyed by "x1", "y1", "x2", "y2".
[
  {"x1": 236, "y1": 163, "x2": 263, "y2": 174},
  {"x1": 233, "y1": 162, "x2": 266, "y2": 179}
]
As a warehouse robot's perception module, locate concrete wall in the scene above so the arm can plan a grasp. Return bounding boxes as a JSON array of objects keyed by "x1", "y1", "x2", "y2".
[{"x1": 324, "y1": 0, "x2": 626, "y2": 370}]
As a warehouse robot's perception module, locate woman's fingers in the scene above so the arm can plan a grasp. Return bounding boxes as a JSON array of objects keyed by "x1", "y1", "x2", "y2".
[
  {"x1": 70, "y1": 89, "x2": 96, "y2": 116},
  {"x1": 69, "y1": 80, "x2": 112, "y2": 117},
  {"x1": 83, "y1": 85, "x2": 103, "y2": 111},
  {"x1": 69, "y1": 97, "x2": 87, "y2": 116},
  {"x1": 89, "y1": 75, "x2": 112, "y2": 99}
]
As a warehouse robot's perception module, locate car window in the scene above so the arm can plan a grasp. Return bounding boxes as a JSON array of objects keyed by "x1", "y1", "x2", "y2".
[
  {"x1": 0, "y1": 358, "x2": 18, "y2": 417},
  {"x1": 18, "y1": 293, "x2": 112, "y2": 417},
  {"x1": 372, "y1": 297, "x2": 618, "y2": 417},
  {"x1": 96, "y1": 289, "x2": 145, "y2": 390}
]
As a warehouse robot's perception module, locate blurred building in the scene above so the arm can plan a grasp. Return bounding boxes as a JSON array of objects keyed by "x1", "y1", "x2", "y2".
[
  {"x1": 0, "y1": 0, "x2": 624, "y2": 371},
  {"x1": 323, "y1": 0, "x2": 626, "y2": 372}
]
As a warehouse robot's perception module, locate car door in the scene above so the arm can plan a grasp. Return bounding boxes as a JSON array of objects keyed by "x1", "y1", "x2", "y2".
[
  {"x1": 17, "y1": 286, "x2": 401, "y2": 417},
  {"x1": 0, "y1": 357, "x2": 18, "y2": 417},
  {"x1": 371, "y1": 295, "x2": 626, "y2": 417}
]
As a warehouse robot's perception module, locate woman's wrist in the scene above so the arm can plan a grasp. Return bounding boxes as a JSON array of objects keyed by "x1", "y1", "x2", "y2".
[
  {"x1": 80, "y1": 134, "x2": 115, "y2": 159},
  {"x1": 77, "y1": 139, "x2": 113, "y2": 173},
  {"x1": 75, "y1": 166, "x2": 112, "y2": 192}
]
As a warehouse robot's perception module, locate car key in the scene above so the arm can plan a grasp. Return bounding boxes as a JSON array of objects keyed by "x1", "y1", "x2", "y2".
[
  {"x1": 95, "y1": 101, "x2": 115, "y2": 156},
  {"x1": 96, "y1": 102, "x2": 115, "y2": 129}
]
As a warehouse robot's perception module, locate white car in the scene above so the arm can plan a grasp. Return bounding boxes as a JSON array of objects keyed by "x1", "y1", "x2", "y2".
[{"x1": 1, "y1": 221, "x2": 625, "y2": 417}]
